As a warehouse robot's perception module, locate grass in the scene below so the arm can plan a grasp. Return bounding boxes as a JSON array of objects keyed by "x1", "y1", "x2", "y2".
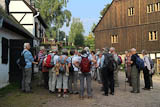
[{"x1": 0, "y1": 83, "x2": 19, "y2": 97}]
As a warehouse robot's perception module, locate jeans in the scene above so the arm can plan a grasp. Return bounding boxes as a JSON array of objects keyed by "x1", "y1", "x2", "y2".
[
  {"x1": 79, "y1": 72, "x2": 92, "y2": 97},
  {"x1": 56, "y1": 73, "x2": 68, "y2": 89},
  {"x1": 48, "y1": 68, "x2": 57, "y2": 92},
  {"x1": 22, "y1": 68, "x2": 32, "y2": 92},
  {"x1": 68, "y1": 71, "x2": 79, "y2": 93}
]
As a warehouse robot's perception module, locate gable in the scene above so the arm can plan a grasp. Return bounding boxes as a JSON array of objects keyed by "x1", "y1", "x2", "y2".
[{"x1": 9, "y1": 1, "x2": 32, "y2": 12}]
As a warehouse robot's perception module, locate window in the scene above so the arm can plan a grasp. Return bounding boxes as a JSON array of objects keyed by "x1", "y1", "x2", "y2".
[
  {"x1": 2, "y1": 37, "x2": 8, "y2": 64},
  {"x1": 148, "y1": 3, "x2": 160, "y2": 13},
  {"x1": 128, "y1": 7, "x2": 135, "y2": 16},
  {"x1": 149, "y1": 31, "x2": 158, "y2": 41},
  {"x1": 111, "y1": 35, "x2": 118, "y2": 43},
  {"x1": 35, "y1": 22, "x2": 38, "y2": 38}
]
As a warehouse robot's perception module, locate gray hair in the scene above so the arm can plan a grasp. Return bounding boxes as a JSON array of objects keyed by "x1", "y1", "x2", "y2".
[
  {"x1": 131, "y1": 48, "x2": 136, "y2": 52},
  {"x1": 24, "y1": 43, "x2": 30, "y2": 49},
  {"x1": 142, "y1": 50, "x2": 147, "y2": 55}
]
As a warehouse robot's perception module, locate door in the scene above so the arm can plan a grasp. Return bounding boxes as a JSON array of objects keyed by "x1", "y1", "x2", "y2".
[{"x1": 9, "y1": 39, "x2": 34, "y2": 84}]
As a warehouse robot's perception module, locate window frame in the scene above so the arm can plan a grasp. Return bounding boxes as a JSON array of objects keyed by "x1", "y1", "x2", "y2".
[{"x1": 149, "y1": 31, "x2": 158, "y2": 41}]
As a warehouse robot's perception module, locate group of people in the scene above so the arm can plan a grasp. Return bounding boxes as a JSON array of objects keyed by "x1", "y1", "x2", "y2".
[
  {"x1": 20, "y1": 42, "x2": 155, "y2": 100},
  {"x1": 124, "y1": 48, "x2": 154, "y2": 93}
]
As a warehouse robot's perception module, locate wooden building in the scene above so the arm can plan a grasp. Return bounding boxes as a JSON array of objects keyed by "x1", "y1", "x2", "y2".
[{"x1": 93, "y1": 0, "x2": 160, "y2": 59}]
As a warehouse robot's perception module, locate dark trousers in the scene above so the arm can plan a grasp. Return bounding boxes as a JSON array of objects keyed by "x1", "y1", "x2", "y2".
[
  {"x1": 102, "y1": 69, "x2": 114, "y2": 94},
  {"x1": 143, "y1": 67, "x2": 150, "y2": 89},
  {"x1": 43, "y1": 72, "x2": 49, "y2": 89}
]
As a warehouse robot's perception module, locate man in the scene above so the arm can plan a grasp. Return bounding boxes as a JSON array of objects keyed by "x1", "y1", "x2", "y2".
[
  {"x1": 48, "y1": 49, "x2": 59, "y2": 93},
  {"x1": 79, "y1": 50, "x2": 93, "y2": 99},
  {"x1": 130, "y1": 48, "x2": 140, "y2": 93},
  {"x1": 101, "y1": 48, "x2": 115, "y2": 96},
  {"x1": 142, "y1": 50, "x2": 151, "y2": 90},
  {"x1": 37, "y1": 46, "x2": 45, "y2": 86},
  {"x1": 22, "y1": 43, "x2": 37, "y2": 93},
  {"x1": 68, "y1": 50, "x2": 75, "y2": 94},
  {"x1": 110, "y1": 47, "x2": 119, "y2": 87},
  {"x1": 72, "y1": 50, "x2": 81, "y2": 94}
]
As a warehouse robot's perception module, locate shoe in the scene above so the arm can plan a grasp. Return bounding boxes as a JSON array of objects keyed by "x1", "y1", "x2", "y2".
[
  {"x1": 130, "y1": 91, "x2": 136, "y2": 93},
  {"x1": 73, "y1": 91, "x2": 79, "y2": 94},
  {"x1": 79, "y1": 96, "x2": 84, "y2": 100},
  {"x1": 88, "y1": 96, "x2": 93, "y2": 99},
  {"x1": 25, "y1": 91, "x2": 33, "y2": 93},
  {"x1": 57, "y1": 94, "x2": 61, "y2": 98},
  {"x1": 63, "y1": 94, "x2": 69, "y2": 98},
  {"x1": 110, "y1": 92, "x2": 114, "y2": 95},
  {"x1": 49, "y1": 91, "x2": 55, "y2": 94},
  {"x1": 103, "y1": 93, "x2": 108, "y2": 96},
  {"x1": 142, "y1": 88, "x2": 150, "y2": 91},
  {"x1": 150, "y1": 87, "x2": 153, "y2": 89}
]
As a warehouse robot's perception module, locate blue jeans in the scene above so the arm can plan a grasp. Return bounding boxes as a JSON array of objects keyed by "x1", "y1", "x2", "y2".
[{"x1": 79, "y1": 72, "x2": 92, "y2": 97}]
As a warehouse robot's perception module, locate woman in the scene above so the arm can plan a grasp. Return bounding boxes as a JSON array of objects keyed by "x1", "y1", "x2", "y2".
[
  {"x1": 91, "y1": 51, "x2": 97, "y2": 80},
  {"x1": 124, "y1": 50, "x2": 132, "y2": 86},
  {"x1": 96, "y1": 51, "x2": 103, "y2": 84},
  {"x1": 56, "y1": 49, "x2": 70, "y2": 98},
  {"x1": 142, "y1": 50, "x2": 151, "y2": 90}
]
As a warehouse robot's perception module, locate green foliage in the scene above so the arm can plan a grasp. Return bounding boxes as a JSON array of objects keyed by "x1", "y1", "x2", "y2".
[
  {"x1": 74, "y1": 33, "x2": 84, "y2": 47},
  {"x1": 85, "y1": 33, "x2": 95, "y2": 50},
  {"x1": 100, "y1": 4, "x2": 111, "y2": 17},
  {"x1": 69, "y1": 18, "x2": 85, "y2": 44},
  {"x1": 35, "y1": 0, "x2": 72, "y2": 38}
]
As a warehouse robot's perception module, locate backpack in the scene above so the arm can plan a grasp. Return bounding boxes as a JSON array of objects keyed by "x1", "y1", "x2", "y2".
[
  {"x1": 136, "y1": 56, "x2": 145, "y2": 71},
  {"x1": 148, "y1": 57, "x2": 154, "y2": 69},
  {"x1": 69, "y1": 57, "x2": 74, "y2": 73},
  {"x1": 59, "y1": 56, "x2": 68, "y2": 73},
  {"x1": 118, "y1": 56, "x2": 122, "y2": 65},
  {"x1": 44, "y1": 54, "x2": 54, "y2": 68},
  {"x1": 103, "y1": 53, "x2": 117, "y2": 72},
  {"x1": 17, "y1": 51, "x2": 27, "y2": 70},
  {"x1": 80, "y1": 57, "x2": 91, "y2": 73}
]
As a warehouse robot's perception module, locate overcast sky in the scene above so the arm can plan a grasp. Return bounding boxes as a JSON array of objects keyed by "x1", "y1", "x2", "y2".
[{"x1": 61, "y1": 0, "x2": 112, "y2": 36}]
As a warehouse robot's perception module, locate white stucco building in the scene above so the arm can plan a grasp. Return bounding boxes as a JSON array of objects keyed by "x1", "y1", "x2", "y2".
[{"x1": 9, "y1": 0, "x2": 48, "y2": 47}]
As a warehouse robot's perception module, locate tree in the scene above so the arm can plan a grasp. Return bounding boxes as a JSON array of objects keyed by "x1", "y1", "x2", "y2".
[
  {"x1": 35, "y1": 0, "x2": 72, "y2": 38},
  {"x1": 85, "y1": 33, "x2": 95, "y2": 50},
  {"x1": 74, "y1": 33, "x2": 84, "y2": 47},
  {"x1": 69, "y1": 18, "x2": 85, "y2": 44},
  {"x1": 100, "y1": 4, "x2": 111, "y2": 17},
  {"x1": 59, "y1": 31, "x2": 66, "y2": 41}
]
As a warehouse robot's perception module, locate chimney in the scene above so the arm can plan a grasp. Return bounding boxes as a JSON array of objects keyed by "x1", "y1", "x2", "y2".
[{"x1": 0, "y1": 0, "x2": 10, "y2": 14}]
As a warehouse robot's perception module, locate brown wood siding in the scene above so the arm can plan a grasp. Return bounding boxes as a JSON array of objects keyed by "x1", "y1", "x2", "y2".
[{"x1": 94, "y1": 0, "x2": 160, "y2": 53}]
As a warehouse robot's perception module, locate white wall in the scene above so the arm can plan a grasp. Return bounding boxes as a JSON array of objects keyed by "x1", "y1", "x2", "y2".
[
  {"x1": 9, "y1": 1, "x2": 32, "y2": 12},
  {"x1": 0, "y1": 28, "x2": 25, "y2": 88}
]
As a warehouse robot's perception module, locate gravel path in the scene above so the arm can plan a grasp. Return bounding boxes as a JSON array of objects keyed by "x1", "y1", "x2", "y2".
[{"x1": 0, "y1": 72, "x2": 160, "y2": 107}]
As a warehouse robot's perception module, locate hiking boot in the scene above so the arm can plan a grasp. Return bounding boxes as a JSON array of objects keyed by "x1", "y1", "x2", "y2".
[{"x1": 73, "y1": 91, "x2": 79, "y2": 94}]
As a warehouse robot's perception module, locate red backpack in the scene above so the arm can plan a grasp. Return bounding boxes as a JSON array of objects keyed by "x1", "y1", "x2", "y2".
[
  {"x1": 80, "y1": 57, "x2": 91, "y2": 73},
  {"x1": 44, "y1": 54, "x2": 54, "y2": 68}
]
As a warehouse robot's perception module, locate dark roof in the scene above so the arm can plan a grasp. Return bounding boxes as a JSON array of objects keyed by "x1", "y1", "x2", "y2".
[
  {"x1": 0, "y1": 7, "x2": 34, "y2": 39},
  {"x1": 92, "y1": 0, "x2": 113, "y2": 33},
  {"x1": 23, "y1": 0, "x2": 48, "y2": 28}
]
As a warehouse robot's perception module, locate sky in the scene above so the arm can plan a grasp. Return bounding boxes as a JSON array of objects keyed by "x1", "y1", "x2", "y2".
[{"x1": 61, "y1": 0, "x2": 112, "y2": 36}]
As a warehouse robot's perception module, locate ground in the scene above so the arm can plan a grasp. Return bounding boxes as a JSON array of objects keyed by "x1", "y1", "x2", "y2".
[{"x1": 0, "y1": 72, "x2": 160, "y2": 107}]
